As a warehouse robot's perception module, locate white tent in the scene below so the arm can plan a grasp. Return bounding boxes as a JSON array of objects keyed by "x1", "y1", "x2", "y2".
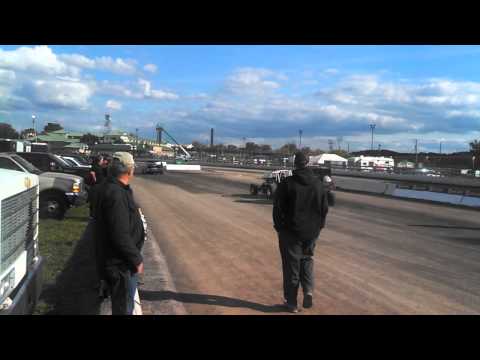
[{"x1": 309, "y1": 153, "x2": 348, "y2": 166}]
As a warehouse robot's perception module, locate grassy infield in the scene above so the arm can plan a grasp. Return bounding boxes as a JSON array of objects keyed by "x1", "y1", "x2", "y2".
[{"x1": 34, "y1": 205, "x2": 89, "y2": 315}]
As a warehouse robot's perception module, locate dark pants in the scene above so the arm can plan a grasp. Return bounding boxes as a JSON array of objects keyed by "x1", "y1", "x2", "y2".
[
  {"x1": 105, "y1": 267, "x2": 138, "y2": 315},
  {"x1": 278, "y1": 231, "x2": 316, "y2": 307}
]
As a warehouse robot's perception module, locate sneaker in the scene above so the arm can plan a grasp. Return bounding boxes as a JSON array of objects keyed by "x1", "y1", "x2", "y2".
[{"x1": 303, "y1": 293, "x2": 313, "y2": 309}]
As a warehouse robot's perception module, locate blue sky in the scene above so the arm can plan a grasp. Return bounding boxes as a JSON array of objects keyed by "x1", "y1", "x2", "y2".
[{"x1": 2, "y1": 45, "x2": 480, "y2": 152}]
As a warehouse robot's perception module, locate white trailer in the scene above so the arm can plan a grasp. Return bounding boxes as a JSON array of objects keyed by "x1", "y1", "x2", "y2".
[{"x1": 348, "y1": 155, "x2": 395, "y2": 171}]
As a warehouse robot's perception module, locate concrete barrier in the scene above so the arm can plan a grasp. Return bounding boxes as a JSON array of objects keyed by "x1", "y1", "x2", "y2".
[
  {"x1": 334, "y1": 176, "x2": 388, "y2": 195},
  {"x1": 459, "y1": 196, "x2": 480, "y2": 208},
  {"x1": 165, "y1": 164, "x2": 201, "y2": 171},
  {"x1": 392, "y1": 189, "x2": 463, "y2": 206}
]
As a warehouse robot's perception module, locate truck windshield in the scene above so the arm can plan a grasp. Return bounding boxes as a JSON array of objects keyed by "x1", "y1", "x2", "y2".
[
  {"x1": 63, "y1": 158, "x2": 77, "y2": 167},
  {"x1": 12, "y1": 155, "x2": 42, "y2": 175},
  {"x1": 54, "y1": 155, "x2": 73, "y2": 167}
]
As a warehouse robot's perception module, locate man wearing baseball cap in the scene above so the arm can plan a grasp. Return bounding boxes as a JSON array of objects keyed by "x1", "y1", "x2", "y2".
[
  {"x1": 93, "y1": 152, "x2": 146, "y2": 315},
  {"x1": 273, "y1": 151, "x2": 329, "y2": 313}
]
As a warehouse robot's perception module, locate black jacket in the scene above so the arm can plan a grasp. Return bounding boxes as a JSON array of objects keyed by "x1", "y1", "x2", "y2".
[
  {"x1": 273, "y1": 167, "x2": 329, "y2": 242},
  {"x1": 94, "y1": 177, "x2": 145, "y2": 276},
  {"x1": 91, "y1": 163, "x2": 105, "y2": 185}
]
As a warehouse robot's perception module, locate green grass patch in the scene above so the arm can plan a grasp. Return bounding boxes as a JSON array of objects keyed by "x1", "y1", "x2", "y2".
[{"x1": 34, "y1": 205, "x2": 89, "y2": 315}]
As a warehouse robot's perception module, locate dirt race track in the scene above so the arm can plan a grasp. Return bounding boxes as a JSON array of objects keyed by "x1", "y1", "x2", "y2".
[{"x1": 132, "y1": 168, "x2": 480, "y2": 315}]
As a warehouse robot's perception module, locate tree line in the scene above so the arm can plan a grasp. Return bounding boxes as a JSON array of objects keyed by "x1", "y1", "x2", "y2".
[{"x1": 191, "y1": 140, "x2": 349, "y2": 157}]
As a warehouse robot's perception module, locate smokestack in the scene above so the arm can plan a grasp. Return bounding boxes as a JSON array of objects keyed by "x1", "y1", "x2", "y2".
[{"x1": 210, "y1": 128, "x2": 214, "y2": 148}]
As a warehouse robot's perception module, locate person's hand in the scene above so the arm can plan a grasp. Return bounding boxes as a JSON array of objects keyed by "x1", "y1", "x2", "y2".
[{"x1": 136, "y1": 262, "x2": 144, "y2": 274}]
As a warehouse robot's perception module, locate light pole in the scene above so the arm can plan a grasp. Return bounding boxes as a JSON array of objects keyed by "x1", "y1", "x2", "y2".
[
  {"x1": 299, "y1": 129, "x2": 303, "y2": 149},
  {"x1": 369, "y1": 124, "x2": 376, "y2": 151},
  {"x1": 243, "y1": 137, "x2": 246, "y2": 162},
  {"x1": 32, "y1": 115, "x2": 37, "y2": 143},
  {"x1": 415, "y1": 139, "x2": 418, "y2": 168},
  {"x1": 135, "y1": 128, "x2": 139, "y2": 156}
]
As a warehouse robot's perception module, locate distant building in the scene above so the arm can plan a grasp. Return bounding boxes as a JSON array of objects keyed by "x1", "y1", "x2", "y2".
[
  {"x1": 103, "y1": 129, "x2": 132, "y2": 144},
  {"x1": 36, "y1": 129, "x2": 88, "y2": 153}
]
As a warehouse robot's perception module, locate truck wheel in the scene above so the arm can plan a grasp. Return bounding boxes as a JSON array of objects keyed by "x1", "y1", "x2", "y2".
[
  {"x1": 265, "y1": 186, "x2": 273, "y2": 199},
  {"x1": 40, "y1": 193, "x2": 67, "y2": 220},
  {"x1": 250, "y1": 184, "x2": 258, "y2": 195}
]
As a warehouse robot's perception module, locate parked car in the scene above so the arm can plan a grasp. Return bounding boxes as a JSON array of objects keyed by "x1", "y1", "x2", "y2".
[
  {"x1": 0, "y1": 153, "x2": 88, "y2": 219},
  {"x1": 16, "y1": 152, "x2": 94, "y2": 186}
]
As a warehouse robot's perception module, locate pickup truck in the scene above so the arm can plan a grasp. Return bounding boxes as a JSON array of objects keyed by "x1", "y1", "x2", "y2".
[
  {"x1": 0, "y1": 153, "x2": 87, "y2": 219},
  {"x1": 16, "y1": 152, "x2": 93, "y2": 186}
]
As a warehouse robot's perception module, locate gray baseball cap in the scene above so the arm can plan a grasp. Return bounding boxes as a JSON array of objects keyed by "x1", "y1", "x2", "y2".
[{"x1": 113, "y1": 152, "x2": 135, "y2": 168}]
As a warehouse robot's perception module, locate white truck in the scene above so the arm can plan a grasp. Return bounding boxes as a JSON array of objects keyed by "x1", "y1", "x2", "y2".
[{"x1": 0, "y1": 169, "x2": 43, "y2": 315}]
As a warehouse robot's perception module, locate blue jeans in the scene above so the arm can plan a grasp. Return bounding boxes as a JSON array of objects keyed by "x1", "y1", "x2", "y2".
[{"x1": 106, "y1": 267, "x2": 138, "y2": 315}]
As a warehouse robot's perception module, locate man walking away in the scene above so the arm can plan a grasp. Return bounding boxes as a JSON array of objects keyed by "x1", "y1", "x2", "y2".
[
  {"x1": 273, "y1": 151, "x2": 329, "y2": 313},
  {"x1": 93, "y1": 152, "x2": 145, "y2": 315}
]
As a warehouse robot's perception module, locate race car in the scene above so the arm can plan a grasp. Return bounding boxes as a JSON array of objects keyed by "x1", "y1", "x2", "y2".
[
  {"x1": 141, "y1": 161, "x2": 164, "y2": 175},
  {"x1": 249, "y1": 167, "x2": 336, "y2": 206}
]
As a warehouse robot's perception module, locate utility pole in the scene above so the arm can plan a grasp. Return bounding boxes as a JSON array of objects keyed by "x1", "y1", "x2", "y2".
[
  {"x1": 328, "y1": 139, "x2": 334, "y2": 152},
  {"x1": 32, "y1": 115, "x2": 37, "y2": 143},
  {"x1": 243, "y1": 137, "x2": 246, "y2": 161},
  {"x1": 135, "y1": 128, "x2": 138, "y2": 156},
  {"x1": 347, "y1": 143, "x2": 350, "y2": 153},
  {"x1": 439, "y1": 141, "x2": 442, "y2": 154},
  {"x1": 415, "y1": 139, "x2": 418, "y2": 168},
  {"x1": 369, "y1": 124, "x2": 376, "y2": 151},
  {"x1": 299, "y1": 129, "x2": 303, "y2": 149}
]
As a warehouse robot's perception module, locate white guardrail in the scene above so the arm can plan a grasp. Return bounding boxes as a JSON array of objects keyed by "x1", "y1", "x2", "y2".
[
  {"x1": 165, "y1": 164, "x2": 202, "y2": 171},
  {"x1": 333, "y1": 176, "x2": 480, "y2": 208}
]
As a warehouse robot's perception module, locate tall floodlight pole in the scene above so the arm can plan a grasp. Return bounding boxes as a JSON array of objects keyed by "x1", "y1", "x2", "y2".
[
  {"x1": 243, "y1": 137, "x2": 246, "y2": 161},
  {"x1": 32, "y1": 115, "x2": 37, "y2": 143},
  {"x1": 135, "y1": 128, "x2": 139, "y2": 156},
  {"x1": 369, "y1": 124, "x2": 376, "y2": 151},
  {"x1": 415, "y1": 139, "x2": 418, "y2": 168}
]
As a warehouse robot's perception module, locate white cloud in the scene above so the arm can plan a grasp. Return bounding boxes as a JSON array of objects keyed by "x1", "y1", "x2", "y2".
[
  {"x1": 324, "y1": 68, "x2": 339, "y2": 75},
  {"x1": 59, "y1": 53, "x2": 95, "y2": 69},
  {"x1": 95, "y1": 57, "x2": 137, "y2": 75},
  {"x1": 60, "y1": 52, "x2": 138, "y2": 76},
  {"x1": 0, "y1": 45, "x2": 80, "y2": 77},
  {"x1": 143, "y1": 63, "x2": 158, "y2": 73},
  {"x1": 225, "y1": 67, "x2": 285, "y2": 96},
  {"x1": 22, "y1": 78, "x2": 94, "y2": 109},
  {"x1": 151, "y1": 89, "x2": 179, "y2": 100},
  {"x1": 106, "y1": 99, "x2": 122, "y2": 110},
  {"x1": 138, "y1": 78, "x2": 178, "y2": 100}
]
